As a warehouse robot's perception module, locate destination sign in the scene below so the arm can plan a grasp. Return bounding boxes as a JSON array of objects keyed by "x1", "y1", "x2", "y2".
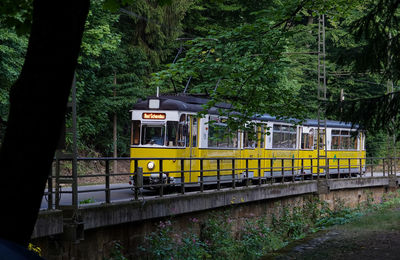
[{"x1": 142, "y1": 113, "x2": 166, "y2": 120}]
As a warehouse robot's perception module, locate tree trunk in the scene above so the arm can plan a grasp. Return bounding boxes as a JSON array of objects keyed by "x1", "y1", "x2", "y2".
[{"x1": 0, "y1": 0, "x2": 89, "y2": 246}]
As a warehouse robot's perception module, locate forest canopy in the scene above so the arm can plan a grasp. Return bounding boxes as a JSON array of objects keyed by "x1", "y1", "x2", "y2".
[{"x1": 1, "y1": 0, "x2": 399, "y2": 158}]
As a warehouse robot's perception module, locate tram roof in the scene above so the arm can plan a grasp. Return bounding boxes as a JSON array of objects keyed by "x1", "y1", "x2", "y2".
[
  {"x1": 255, "y1": 114, "x2": 357, "y2": 129},
  {"x1": 133, "y1": 94, "x2": 232, "y2": 114},
  {"x1": 133, "y1": 95, "x2": 358, "y2": 129}
]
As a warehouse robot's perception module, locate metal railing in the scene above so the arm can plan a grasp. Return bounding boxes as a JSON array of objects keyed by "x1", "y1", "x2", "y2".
[{"x1": 41, "y1": 156, "x2": 398, "y2": 210}]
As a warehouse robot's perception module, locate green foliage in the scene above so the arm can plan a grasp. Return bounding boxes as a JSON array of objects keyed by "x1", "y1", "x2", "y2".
[
  {"x1": 139, "y1": 194, "x2": 400, "y2": 259},
  {"x1": 0, "y1": 0, "x2": 398, "y2": 158},
  {"x1": 27, "y1": 243, "x2": 42, "y2": 257},
  {"x1": 0, "y1": 0, "x2": 32, "y2": 35},
  {"x1": 182, "y1": 0, "x2": 276, "y2": 37},
  {"x1": 272, "y1": 206, "x2": 309, "y2": 240},
  {"x1": 106, "y1": 241, "x2": 128, "y2": 260},
  {"x1": 116, "y1": 0, "x2": 193, "y2": 68},
  {"x1": 79, "y1": 197, "x2": 96, "y2": 204},
  {"x1": 200, "y1": 213, "x2": 236, "y2": 258},
  {"x1": 237, "y1": 218, "x2": 284, "y2": 258},
  {"x1": 324, "y1": 0, "x2": 400, "y2": 152},
  {"x1": 152, "y1": 3, "x2": 314, "y2": 131},
  {"x1": 0, "y1": 26, "x2": 27, "y2": 121},
  {"x1": 140, "y1": 220, "x2": 208, "y2": 259},
  {"x1": 315, "y1": 199, "x2": 362, "y2": 227},
  {"x1": 0, "y1": 25, "x2": 27, "y2": 142},
  {"x1": 68, "y1": 0, "x2": 154, "y2": 155}
]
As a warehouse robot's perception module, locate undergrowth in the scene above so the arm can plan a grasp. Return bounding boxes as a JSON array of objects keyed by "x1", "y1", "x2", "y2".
[{"x1": 135, "y1": 190, "x2": 400, "y2": 260}]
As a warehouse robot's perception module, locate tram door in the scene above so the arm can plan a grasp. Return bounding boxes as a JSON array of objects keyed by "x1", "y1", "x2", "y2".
[
  {"x1": 317, "y1": 128, "x2": 327, "y2": 174},
  {"x1": 258, "y1": 126, "x2": 267, "y2": 178},
  {"x1": 242, "y1": 127, "x2": 259, "y2": 179},
  {"x1": 178, "y1": 114, "x2": 192, "y2": 183},
  {"x1": 188, "y1": 115, "x2": 199, "y2": 183}
]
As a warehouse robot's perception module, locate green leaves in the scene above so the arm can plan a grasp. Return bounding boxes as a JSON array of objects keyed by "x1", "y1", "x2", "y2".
[
  {"x1": 0, "y1": 0, "x2": 32, "y2": 35},
  {"x1": 103, "y1": 0, "x2": 173, "y2": 12},
  {"x1": 0, "y1": 27, "x2": 27, "y2": 121},
  {"x1": 152, "y1": 9, "x2": 310, "y2": 130}
]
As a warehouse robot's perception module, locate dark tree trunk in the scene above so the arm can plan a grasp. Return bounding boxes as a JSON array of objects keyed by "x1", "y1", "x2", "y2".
[{"x1": 0, "y1": 0, "x2": 89, "y2": 246}]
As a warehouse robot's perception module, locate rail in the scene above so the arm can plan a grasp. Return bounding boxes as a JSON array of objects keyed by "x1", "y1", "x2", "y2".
[{"x1": 42, "y1": 156, "x2": 399, "y2": 210}]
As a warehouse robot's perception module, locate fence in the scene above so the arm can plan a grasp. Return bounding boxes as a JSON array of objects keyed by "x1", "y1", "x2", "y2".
[{"x1": 42, "y1": 156, "x2": 398, "y2": 210}]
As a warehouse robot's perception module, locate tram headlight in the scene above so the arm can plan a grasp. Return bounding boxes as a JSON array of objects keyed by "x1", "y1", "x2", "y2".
[{"x1": 147, "y1": 161, "x2": 155, "y2": 170}]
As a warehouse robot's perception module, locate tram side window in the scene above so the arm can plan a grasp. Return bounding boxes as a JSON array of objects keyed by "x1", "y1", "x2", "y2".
[
  {"x1": 166, "y1": 121, "x2": 178, "y2": 146},
  {"x1": 244, "y1": 130, "x2": 257, "y2": 148},
  {"x1": 177, "y1": 114, "x2": 188, "y2": 147},
  {"x1": 192, "y1": 117, "x2": 198, "y2": 147},
  {"x1": 301, "y1": 131, "x2": 314, "y2": 149},
  {"x1": 260, "y1": 126, "x2": 266, "y2": 149},
  {"x1": 272, "y1": 124, "x2": 297, "y2": 149},
  {"x1": 131, "y1": 120, "x2": 140, "y2": 145},
  {"x1": 208, "y1": 115, "x2": 238, "y2": 148},
  {"x1": 141, "y1": 125, "x2": 165, "y2": 145},
  {"x1": 331, "y1": 130, "x2": 358, "y2": 150}
]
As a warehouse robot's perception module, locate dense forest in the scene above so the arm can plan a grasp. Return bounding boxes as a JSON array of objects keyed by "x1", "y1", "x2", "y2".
[{"x1": 0, "y1": 0, "x2": 398, "y2": 158}]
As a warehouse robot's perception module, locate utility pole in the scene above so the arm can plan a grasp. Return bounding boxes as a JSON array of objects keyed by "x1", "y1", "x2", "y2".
[
  {"x1": 387, "y1": 32, "x2": 396, "y2": 174},
  {"x1": 113, "y1": 72, "x2": 118, "y2": 173},
  {"x1": 317, "y1": 14, "x2": 328, "y2": 178}
]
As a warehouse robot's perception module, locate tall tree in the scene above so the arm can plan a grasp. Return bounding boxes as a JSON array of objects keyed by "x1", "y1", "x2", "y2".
[
  {"x1": 0, "y1": 0, "x2": 173, "y2": 246},
  {"x1": 0, "y1": 0, "x2": 90, "y2": 246},
  {"x1": 326, "y1": 0, "x2": 400, "y2": 137}
]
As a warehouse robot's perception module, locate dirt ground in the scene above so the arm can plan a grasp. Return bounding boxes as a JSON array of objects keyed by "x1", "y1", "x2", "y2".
[
  {"x1": 266, "y1": 208, "x2": 400, "y2": 260},
  {"x1": 51, "y1": 160, "x2": 132, "y2": 186}
]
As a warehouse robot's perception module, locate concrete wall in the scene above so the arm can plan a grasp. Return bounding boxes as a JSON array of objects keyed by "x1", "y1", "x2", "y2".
[{"x1": 31, "y1": 177, "x2": 396, "y2": 259}]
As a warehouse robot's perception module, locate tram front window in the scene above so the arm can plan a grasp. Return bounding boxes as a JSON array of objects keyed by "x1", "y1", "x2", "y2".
[{"x1": 141, "y1": 125, "x2": 165, "y2": 145}]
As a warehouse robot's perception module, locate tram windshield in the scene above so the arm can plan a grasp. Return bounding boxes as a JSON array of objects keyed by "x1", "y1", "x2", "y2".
[
  {"x1": 132, "y1": 120, "x2": 187, "y2": 147},
  {"x1": 141, "y1": 124, "x2": 165, "y2": 145}
]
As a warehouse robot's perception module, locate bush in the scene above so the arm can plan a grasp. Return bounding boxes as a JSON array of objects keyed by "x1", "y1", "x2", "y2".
[{"x1": 138, "y1": 194, "x2": 400, "y2": 259}]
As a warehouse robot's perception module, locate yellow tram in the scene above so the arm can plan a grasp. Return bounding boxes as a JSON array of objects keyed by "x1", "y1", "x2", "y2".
[{"x1": 129, "y1": 95, "x2": 366, "y2": 188}]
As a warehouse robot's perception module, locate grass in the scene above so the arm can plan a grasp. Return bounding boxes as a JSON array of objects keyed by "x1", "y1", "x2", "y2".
[
  {"x1": 340, "y1": 207, "x2": 400, "y2": 232},
  {"x1": 79, "y1": 197, "x2": 96, "y2": 204}
]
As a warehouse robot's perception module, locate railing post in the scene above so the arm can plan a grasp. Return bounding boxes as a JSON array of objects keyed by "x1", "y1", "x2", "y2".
[
  {"x1": 200, "y1": 159, "x2": 204, "y2": 192},
  {"x1": 310, "y1": 158, "x2": 313, "y2": 179},
  {"x1": 232, "y1": 159, "x2": 236, "y2": 189},
  {"x1": 48, "y1": 164, "x2": 53, "y2": 210},
  {"x1": 181, "y1": 159, "x2": 185, "y2": 194},
  {"x1": 105, "y1": 160, "x2": 111, "y2": 204},
  {"x1": 338, "y1": 158, "x2": 341, "y2": 178},
  {"x1": 55, "y1": 156, "x2": 60, "y2": 209},
  {"x1": 371, "y1": 158, "x2": 374, "y2": 177},
  {"x1": 383, "y1": 158, "x2": 386, "y2": 177},
  {"x1": 281, "y1": 159, "x2": 284, "y2": 183},
  {"x1": 291, "y1": 158, "x2": 295, "y2": 182},
  {"x1": 258, "y1": 159, "x2": 262, "y2": 186},
  {"x1": 134, "y1": 166, "x2": 143, "y2": 201},
  {"x1": 348, "y1": 158, "x2": 351, "y2": 178},
  {"x1": 159, "y1": 159, "x2": 164, "y2": 197},
  {"x1": 326, "y1": 158, "x2": 330, "y2": 179},
  {"x1": 134, "y1": 160, "x2": 139, "y2": 200},
  {"x1": 246, "y1": 159, "x2": 249, "y2": 187},
  {"x1": 391, "y1": 158, "x2": 394, "y2": 175},
  {"x1": 217, "y1": 159, "x2": 221, "y2": 190},
  {"x1": 301, "y1": 159, "x2": 304, "y2": 181},
  {"x1": 270, "y1": 159, "x2": 273, "y2": 184},
  {"x1": 359, "y1": 158, "x2": 362, "y2": 177}
]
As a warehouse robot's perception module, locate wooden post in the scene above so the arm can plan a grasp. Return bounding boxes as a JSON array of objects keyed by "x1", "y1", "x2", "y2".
[
  {"x1": 113, "y1": 72, "x2": 118, "y2": 173},
  {"x1": 105, "y1": 160, "x2": 110, "y2": 203}
]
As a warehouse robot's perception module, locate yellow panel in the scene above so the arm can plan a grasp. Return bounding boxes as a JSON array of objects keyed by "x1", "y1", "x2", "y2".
[{"x1": 130, "y1": 145, "x2": 366, "y2": 183}]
